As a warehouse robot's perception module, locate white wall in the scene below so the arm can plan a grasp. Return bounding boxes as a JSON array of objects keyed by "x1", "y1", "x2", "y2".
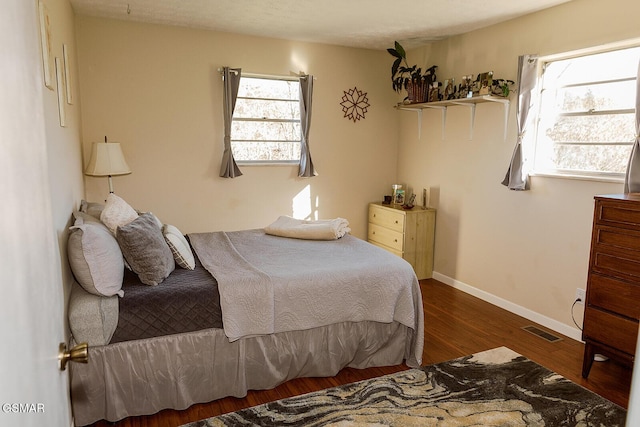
[
  {"x1": 75, "y1": 17, "x2": 399, "y2": 238},
  {"x1": 397, "y1": 0, "x2": 640, "y2": 338},
  {"x1": 43, "y1": 0, "x2": 86, "y2": 323},
  {"x1": 1, "y1": 0, "x2": 83, "y2": 425}
]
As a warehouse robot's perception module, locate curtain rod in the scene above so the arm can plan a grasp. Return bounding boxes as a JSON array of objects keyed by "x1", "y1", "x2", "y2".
[{"x1": 217, "y1": 68, "x2": 314, "y2": 80}]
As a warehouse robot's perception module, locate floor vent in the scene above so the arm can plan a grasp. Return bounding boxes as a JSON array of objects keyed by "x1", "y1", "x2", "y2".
[{"x1": 522, "y1": 325, "x2": 562, "y2": 343}]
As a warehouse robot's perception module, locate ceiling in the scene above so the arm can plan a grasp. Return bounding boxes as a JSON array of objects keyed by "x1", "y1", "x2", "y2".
[{"x1": 69, "y1": 0, "x2": 573, "y2": 50}]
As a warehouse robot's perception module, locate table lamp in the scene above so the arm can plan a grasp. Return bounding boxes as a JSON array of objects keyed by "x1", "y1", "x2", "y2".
[{"x1": 84, "y1": 136, "x2": 131, "y2": 193}]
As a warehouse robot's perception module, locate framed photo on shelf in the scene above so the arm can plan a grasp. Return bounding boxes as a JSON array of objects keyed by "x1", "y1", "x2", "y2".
[
  {"x1": 443, "y1": 78, "x2": 455, "y2": 100},
  {"x1": 478, "y1": 71, "x2": 493, "y2": 95}
]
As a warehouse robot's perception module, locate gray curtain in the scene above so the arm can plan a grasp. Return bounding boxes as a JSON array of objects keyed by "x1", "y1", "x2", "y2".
[
  {"x1": 299, "y1": 75, "x2": 318, "y2": 177},
  {"x1": 502, "y1": 54, "x2": 538, "y2": 190},
  {"x1": 219, "y1": 67, "x2": 242, "y2": 178},
  {"x1": 624, "y1": 60, "x2": 640, "y2": 193}
]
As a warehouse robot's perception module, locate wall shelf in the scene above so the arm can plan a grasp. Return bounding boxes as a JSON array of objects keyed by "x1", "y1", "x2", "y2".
[{"x1": 395, "y1": 95, "x2": 510, "y2": 141}]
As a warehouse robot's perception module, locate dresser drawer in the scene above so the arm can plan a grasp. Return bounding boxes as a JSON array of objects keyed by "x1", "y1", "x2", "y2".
[
  {"x1": 368, "y1": 206, "x2": 405, "y2": 233},
  {"x1": 583, "y1": 307, "x2": 639, "y2": 355},
  {"x1": 368, "y1": 223, "x2": 404, "y2": 252},
  {"x1": 597, "y1": 201, "x2": 640, "y2": 228},
  {"x1": 594, "y1": 226, "x2": 640, "y2": 253},
  {"x1": 588, "y1": 273, "x2": 640, "y2": 320},
  {"x1": 592, "y1": 250, "x2": 640, "y2": 281}
]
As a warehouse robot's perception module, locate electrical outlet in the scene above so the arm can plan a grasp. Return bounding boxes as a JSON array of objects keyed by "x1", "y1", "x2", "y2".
[{"x1": 575, "y1": 288, "x2": 586, "y2": 304}]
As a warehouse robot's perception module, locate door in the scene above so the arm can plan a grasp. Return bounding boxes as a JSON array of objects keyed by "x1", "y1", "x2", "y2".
[{"x1": 0, "y1": 1, "x2": 71, "y2": 426}]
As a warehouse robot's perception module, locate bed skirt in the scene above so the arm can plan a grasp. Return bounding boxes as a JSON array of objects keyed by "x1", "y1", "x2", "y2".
[{"x1": 70, "y1": 321, "x2": 415, "y2": 426}]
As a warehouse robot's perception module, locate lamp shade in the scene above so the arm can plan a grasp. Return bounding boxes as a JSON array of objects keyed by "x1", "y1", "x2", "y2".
[{"x1": 85, "y1": 141, "x2": 131, "y2": 177}]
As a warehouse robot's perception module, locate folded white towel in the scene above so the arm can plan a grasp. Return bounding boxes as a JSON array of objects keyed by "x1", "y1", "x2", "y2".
[{"x1": 265, "y1": 216, "x2": 351, "y2": 240}]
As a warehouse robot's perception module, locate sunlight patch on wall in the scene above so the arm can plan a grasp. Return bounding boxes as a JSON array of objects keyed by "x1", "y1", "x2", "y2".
[
  {"x1": 290, "y1": 54, "x2": 308, "y2": 77},
  {"x1": 292, "y1": 184, "x2": 319, "y2": 220}
]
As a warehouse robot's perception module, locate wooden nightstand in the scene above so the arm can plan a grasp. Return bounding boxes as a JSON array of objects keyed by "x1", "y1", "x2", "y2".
[{"x1": 367, "y1": 202, "x2": 436, "y2": 280}]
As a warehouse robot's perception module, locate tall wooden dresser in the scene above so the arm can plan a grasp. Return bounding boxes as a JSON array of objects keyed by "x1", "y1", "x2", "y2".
[
  {"x1": 582, "y1": 194, "x2": 640, "y2": 378},
  {"x1": 367, "y1": 202, "x2": 436, "y2": 280}
]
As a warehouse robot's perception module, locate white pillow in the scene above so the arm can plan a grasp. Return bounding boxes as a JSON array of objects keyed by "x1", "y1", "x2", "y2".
[
  {"x1": 100, "y1": 193, "x2": 138, "y2": 234},
  {"x1": 68, "y1": 214, "x2": 124, "y2": 297},
  {"x1": 163, "y1": 224, "x2": 195, "y2": 270}
]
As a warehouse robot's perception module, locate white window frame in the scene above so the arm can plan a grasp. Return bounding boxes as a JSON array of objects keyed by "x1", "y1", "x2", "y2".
[
  {"x1": 530, "y1": 40, "x2": 640, "y2": 182},
  {"x1": 232, "y1": 73, "x2": 301, "y2": 166}
]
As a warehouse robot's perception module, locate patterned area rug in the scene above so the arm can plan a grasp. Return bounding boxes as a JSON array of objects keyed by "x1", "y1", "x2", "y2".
[{"x1": 180, "y1": 347, "x2": 626, "y2": 426}]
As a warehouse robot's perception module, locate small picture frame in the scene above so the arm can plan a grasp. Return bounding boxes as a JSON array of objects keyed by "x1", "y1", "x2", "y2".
[
  {"x1": 55, "y1": 57, "x2": 66, "y2": 127},
  {"x1": 443, "y1": 78, "x2": 455, "y2": 100},
  {"x1": 394, "y1": 189, "x2": 405, "y2": 205},
  {"x1": 38, "y1": 1, "x2": 54, "y2": 90},
  {"x1": 63, "y1": 44, "x2": 73, "y2": 104},
  {"x1": 478, "y1": 71, "x2": 493, "y2": 96}
]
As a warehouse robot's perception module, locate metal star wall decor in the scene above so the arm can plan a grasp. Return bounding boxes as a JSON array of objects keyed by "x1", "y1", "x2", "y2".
[{"x1": 340, "y1": 86, "x2": 370, "y2": 122}]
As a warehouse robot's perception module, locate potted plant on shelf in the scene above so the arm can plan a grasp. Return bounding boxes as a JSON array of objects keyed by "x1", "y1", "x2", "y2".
[
  {"x1": 491, "y1": 78, "x2": 516, "y2": 97},
  {"x1": 387, "y1": 41, "x2": 437, "y2": 103}
]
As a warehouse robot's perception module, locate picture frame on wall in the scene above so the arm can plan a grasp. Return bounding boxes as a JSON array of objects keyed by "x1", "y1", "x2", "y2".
[
  {"x1": 63, "y1": 44, "x2": 73, "y2": 104},
  {"x1": 38, "y1": 1, "x2": 54, "y2": 90},
  {"x1": 55, "y1": 57, "x2": 66, "y2": 127}
]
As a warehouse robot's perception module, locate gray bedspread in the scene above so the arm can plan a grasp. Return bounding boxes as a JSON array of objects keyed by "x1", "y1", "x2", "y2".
[
  {"x1": 110, "y1": 248, "x2": 222, "y2": 343},
  {"x1": 188, "y1": 229, "x2": 424, "y2": 365}
]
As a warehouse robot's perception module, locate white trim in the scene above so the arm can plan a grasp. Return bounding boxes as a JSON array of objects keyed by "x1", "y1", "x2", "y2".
[
  {"x1": 540, "y1": 37, "x2": 640, "y2": 62},
  {"x1": 529, "y1": 171, "x2": 625, "y2": 184},
  {"x1": 432, "y1": 271, "x2": 583, "y2": 342}
]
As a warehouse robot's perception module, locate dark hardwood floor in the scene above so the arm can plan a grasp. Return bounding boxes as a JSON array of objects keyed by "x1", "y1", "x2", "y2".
[{"x1": 89, "y1": 279, "x2": 632, "y2": 427}]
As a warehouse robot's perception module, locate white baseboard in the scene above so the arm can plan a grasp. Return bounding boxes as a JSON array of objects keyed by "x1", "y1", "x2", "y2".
[{"x1": 431, "y1": 271, "x2": 583, "y2": 342}]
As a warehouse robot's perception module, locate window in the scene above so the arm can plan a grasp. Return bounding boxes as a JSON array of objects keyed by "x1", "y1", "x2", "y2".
[
  {"x1": 231, "y1": 75, "x2": 301, "y2": 164},
  {"x1": 533, "y1": 45, "x2": 640, "y2": 180}
]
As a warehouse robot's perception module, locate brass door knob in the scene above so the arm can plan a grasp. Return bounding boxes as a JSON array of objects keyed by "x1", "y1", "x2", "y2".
[{"x1": 58, "y1": 342, "x2": 88, "y2": 371}]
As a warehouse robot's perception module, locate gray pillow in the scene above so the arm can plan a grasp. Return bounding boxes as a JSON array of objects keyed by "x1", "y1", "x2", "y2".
[
  {"x1": 116, "y1": 212, "x2": 175, "y2": 285},
  {"x1": 79, "y1": 200, "x2": 105, "y2": 220},
  {"x1": 68, "y1": 213, "x2": 125, "y2": 297}
]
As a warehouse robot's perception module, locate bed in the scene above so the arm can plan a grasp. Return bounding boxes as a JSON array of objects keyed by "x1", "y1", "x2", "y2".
[{"x1": 66, "y1": 197, "x2": 424, "y2": 426}]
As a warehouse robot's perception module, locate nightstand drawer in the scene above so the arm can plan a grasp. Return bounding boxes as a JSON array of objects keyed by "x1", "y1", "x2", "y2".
[
  {"x1": 368, "y1": 223, "x2": 404, "y2": 252},
  {"x1": 368, "y1": 207, "x2": 405, "y2": 233},
  {"x1": 368, "y1": 240, "x2": 403, "y2": 257},
  {"x1": 583, "y1": 307, "x2": 639, "y2": 355},
  {"x1": 587, "y1": 273, "x2": 640, "y2": 320}
]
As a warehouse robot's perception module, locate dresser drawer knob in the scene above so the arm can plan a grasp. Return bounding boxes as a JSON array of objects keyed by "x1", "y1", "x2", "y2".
[
  {"x1": 394, "y1": 239, "x2": 398, "y2": 242},
  {"x1": 395, "y1": 220, "x2": 398, "y2": 224}
]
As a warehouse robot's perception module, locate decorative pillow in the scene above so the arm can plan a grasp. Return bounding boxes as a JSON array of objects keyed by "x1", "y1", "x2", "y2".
[
  {"x1": 100, "y1": 193, "x2": 138, "y2": 234},
  {"x1": 138, "y1": 211, "x2": 164, "y2": 229},
  {"x1": 116, "y1": 212, "x2": 175, "y2": 285},
  {"x1": 79, "y1": 200, "x2": 105, "y2": 220},
  {"x1": 163, "y1": 224, "x2": 195, "y2": 270},
  {"x1": 72, "y1": 210, "x2": 102, "y2": 224},
  {"x1": 68, "y1": 214, "x2": 124, "y2": 297}
]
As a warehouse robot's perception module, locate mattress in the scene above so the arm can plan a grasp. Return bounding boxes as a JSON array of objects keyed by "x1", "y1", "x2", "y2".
[{"x1": 110, "y1": 247, "x2": 223, "y2": 343}]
